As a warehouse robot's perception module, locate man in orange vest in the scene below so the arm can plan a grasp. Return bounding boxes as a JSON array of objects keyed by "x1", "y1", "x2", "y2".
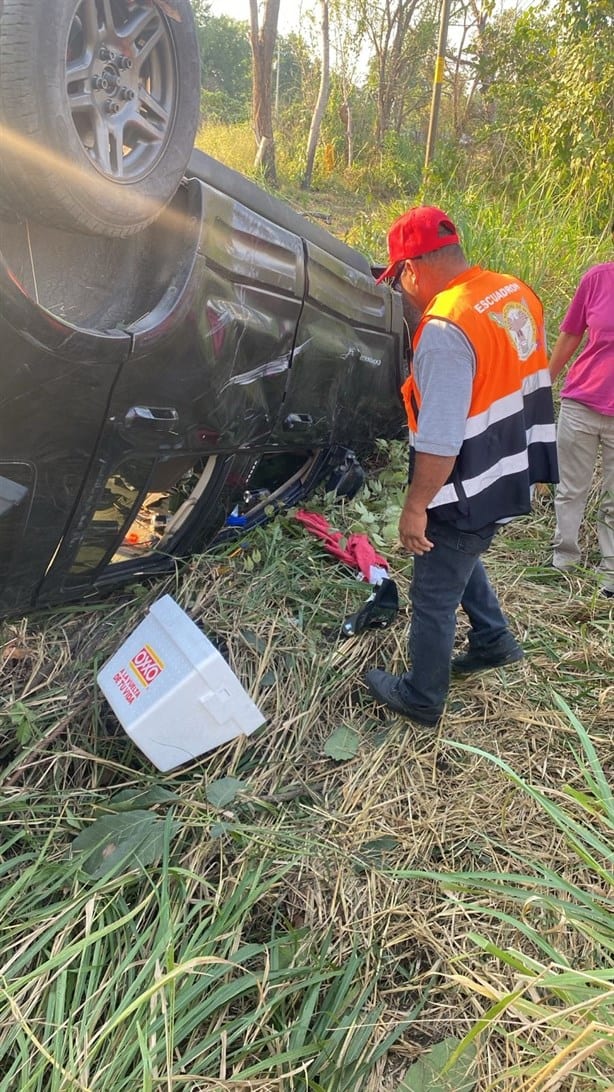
[{"x1": 366, "y1": 205, "x2": 558, "y2": 726}]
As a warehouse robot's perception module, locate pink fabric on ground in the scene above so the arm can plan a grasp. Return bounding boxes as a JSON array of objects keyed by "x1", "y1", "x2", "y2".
[{"x1": 294, "y1": 510, "x2": 389, "y2": 583}]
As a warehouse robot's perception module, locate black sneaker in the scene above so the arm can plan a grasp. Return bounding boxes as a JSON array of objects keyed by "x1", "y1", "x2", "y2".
[
  {"x1": 365, "y1": 669, "x2": 441, "y2": 726},
  {"x1": 451, "y1": 644, "x2": 524, "y2": 675}
]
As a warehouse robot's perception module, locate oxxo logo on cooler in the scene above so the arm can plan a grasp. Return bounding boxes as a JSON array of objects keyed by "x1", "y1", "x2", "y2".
[{"x1": 129, "y1": 644, "x2": 164, "y2": 687}]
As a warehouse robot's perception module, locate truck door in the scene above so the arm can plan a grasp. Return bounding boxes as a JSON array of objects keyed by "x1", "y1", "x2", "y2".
[
  {"x1": 0, "y1": 254, "x2": 130, "y2": 617},
  {"x1": 276, "y1": 240, "x2": 405, "y2": 448},
  {"x1": 36, "y1": 178, "x2": 306, "y2": 603}
]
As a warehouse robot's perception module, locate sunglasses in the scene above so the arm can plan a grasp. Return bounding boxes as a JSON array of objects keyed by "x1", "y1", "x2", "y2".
[{"x1": 392, "y1": 256, "x2": 423, "y2": 286}]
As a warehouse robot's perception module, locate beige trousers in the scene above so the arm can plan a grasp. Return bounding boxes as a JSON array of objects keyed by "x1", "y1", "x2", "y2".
[{"x1": 552, "y1": 398, "x2": 614, "y2": 592}]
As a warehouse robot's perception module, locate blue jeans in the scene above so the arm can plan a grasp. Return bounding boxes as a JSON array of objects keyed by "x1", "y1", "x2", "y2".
[{"x1": 397, "y1": 515, "x2": 515, "y2": 720}]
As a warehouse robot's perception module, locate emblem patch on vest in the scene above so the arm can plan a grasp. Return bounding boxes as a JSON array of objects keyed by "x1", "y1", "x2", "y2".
[{"x1": 489, "y1": 300, "x2": 538, "y2": 361}]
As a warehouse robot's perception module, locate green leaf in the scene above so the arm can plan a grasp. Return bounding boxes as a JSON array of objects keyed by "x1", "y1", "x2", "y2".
[
  {"x1": 360, "y1": 836, "x2": 400, "y2": 859},
  {"x1": 354, "y1": 835, "x2": 400, "y2": 873},
  {"x1": 210, "y1": 821, "x2": 230, "y2": 839},
  {"x1": 205, "y1": 777, "x2": 247, "y2": 808},
  {"x1": 381, "y1": 522, "x2": 401, "y2": 545},
  {"x1": 398, "y1": 1037, "x2": 477, "y2": 1091},
  {"x1": 9, "y1": 701, "x2": 37, "y2": 746},
  {"x1": 240, "y1": 628, "x2": 268, "y2": 653},
  {"x1": 72, "y1": 810, "x2": 179, "y2": 879},
  {"x1": 324, "y1": 726, "x2": 360, "y2": 762},
  {"x1": 108, "y1": 787, "x2": 178, "y2": 811}
]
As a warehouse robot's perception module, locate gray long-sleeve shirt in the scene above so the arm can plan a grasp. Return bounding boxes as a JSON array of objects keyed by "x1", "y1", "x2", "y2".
[{"x1": 411, "y1": 318, "x2": 476, "y2": 457}]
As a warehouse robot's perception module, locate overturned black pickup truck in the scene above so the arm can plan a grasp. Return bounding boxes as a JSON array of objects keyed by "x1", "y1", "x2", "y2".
[{"x1": 0, "y1": 0, "x2": 405, "y2": 619}]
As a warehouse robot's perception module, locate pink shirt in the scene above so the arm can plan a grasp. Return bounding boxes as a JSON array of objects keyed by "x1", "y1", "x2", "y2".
[{"x1": 559, "y1": 262, "x2": 614, "y2": 415}]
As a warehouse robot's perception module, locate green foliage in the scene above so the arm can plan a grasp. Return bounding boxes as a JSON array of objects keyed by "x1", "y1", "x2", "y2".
[
  {"x1": 476, "y1": 6, "x2": 557, "y2": 121},
  {"x1": 341, "y1": 130, "x2": 425, "y2": 200},
  {"x1": 321, "y1": 438, "x2": 408, "y2": 550},
  {"x1": 6, "y1": 700, "x2": 37, "y2": 745},
  {"x1": 0, "y1": 819, "x2": 416, "y2": 1088},
  {"x1": 195, "y1": 121, "x2": 255, "y2": 175},
  {"x1": 319, "y1": 76, "x2": 375, "y2": 168},
  {"x1": 559, "y1": 0, "x2": 614, "y2": 34},
  {"x1": 277, "y1": 32, "x2": 317, "y2": 110},
  {"x1": 392, "y1": 696, "x2": 614, "y2": 1085},
  {"x1": 399, "y1": 1035, "x2": 477, "y2": 1091},
  {"x1": 192, "y1": 0, "x2": 610, "y2": 222},
  {"x1": 463, "y1": 0, "x2": 613, "y2": 225},
  {"x1": 538, "y1": 29, "x2": 613, "y2": 220},
  {"x1": 204, "y1": 776, "x2": 248, "y2": 808},
  {"x1": 324, "y1": 724, "x2": 361, "y2": 761},
  {"x1": 200, "y1": 88, "x2": 250, "y2": 125},
  {"x1": 194, "y1": 11, "x2": 252, "y2": 121},
  {"x1": 72, "y1": 809, "x2": 181, "y2": 879}
]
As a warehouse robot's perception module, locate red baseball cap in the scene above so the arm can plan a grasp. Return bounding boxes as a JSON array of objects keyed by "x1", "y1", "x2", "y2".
[{"x1": 375, "y1": 205, "x2": 460, "y2": 284}]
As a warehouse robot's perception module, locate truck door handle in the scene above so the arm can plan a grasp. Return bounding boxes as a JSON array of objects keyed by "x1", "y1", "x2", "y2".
[{"x1": 124, "y1": 406, "x2": 180, "y2": 433}]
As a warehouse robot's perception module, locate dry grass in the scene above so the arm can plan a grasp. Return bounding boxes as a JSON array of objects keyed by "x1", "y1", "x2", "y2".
[{"x1": 1, "y1": 458, "x2": 612, "y2": 1089}]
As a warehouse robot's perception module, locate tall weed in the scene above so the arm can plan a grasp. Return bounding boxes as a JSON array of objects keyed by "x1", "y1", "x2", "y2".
[{"x1": 391, "y1": 695, "x2": 614, "y2": 1088}]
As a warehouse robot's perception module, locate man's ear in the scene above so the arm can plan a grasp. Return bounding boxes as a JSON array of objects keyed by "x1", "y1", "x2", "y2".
[{"x1": 401, "y1": 260, "x2": 417, "y2": 285}]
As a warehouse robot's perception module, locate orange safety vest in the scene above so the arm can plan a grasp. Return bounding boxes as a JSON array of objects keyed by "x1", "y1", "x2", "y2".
[{"x1": 401, "y1": 265, "x2": 558, "y2": 529}]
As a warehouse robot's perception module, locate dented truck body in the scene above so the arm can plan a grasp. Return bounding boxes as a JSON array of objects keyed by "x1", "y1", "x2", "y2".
[{"x1": 0, "y1": 151, "x2": 405, "y2": 617}]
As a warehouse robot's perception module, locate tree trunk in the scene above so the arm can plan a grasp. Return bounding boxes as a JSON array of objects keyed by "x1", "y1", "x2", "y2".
[
  {"x1": 328, "y1": 0, "x2": 366, "y2": 168},
  {"x1": 340, "y1": 101, "x2": 353, "y2": 167},
  {"x1": 301, "y1": 0, "x2": 331, "y2": 190},
  {"x1": 249, "y1": 0, "x2": 280, "y2": 184}
]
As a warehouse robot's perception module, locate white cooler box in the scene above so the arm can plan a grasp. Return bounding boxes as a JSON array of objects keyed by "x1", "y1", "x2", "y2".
[{"x1": 97, "y1": 594, "x2": 265, "y2": 771}]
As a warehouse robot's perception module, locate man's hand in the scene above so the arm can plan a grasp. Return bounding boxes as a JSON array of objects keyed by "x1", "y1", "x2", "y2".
[
  {"x1": 399, "y1": 501, "x2": 433, "y2": 555},
  {"x1": 398, "y1": 452, "x2": 457, "y2": 555}
]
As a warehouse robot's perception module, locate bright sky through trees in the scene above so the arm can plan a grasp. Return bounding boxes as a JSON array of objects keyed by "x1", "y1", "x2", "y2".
[{"x1": 207, "y1": 1, "x2": 302, "y2": 34}]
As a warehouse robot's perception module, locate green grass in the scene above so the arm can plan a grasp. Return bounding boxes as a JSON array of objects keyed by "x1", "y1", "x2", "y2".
[
  {"x1": 392, "y1": 692, "x2": 614, "y2": 1087},
  {"x1": 195, "y1": 121, "x2": 255, "y2": 177}
]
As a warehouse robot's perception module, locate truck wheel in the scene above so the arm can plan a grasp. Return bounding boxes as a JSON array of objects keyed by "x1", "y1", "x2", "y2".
[{"x1": 0, "y1": 0, "x2": 200, "y2": 237}]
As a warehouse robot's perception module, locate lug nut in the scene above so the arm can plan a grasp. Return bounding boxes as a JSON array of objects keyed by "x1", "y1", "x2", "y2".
[
  {"x1": 104, "y1": 99, "x2": 121, "y2": 114},
  {"x1": 99, "y1": 45, "x2": 116, "y2": 62},
  {"x1": 119, "y1": 86, "x2": 136, "y2": 100},
  {"x1": 118, "y1": 55, "x2": 133, "y2": 70},
  {"x1": 92, "y1": 74, "x2": 113, "y2": 91},
  {"x1": 94, "y1": 72, "x2": 119, "y2": 92}
]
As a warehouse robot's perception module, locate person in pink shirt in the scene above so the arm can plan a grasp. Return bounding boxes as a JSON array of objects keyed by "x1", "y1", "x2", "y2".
[{"x1": 549, "y1": 242, "x2": 614, "y2": 597}]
